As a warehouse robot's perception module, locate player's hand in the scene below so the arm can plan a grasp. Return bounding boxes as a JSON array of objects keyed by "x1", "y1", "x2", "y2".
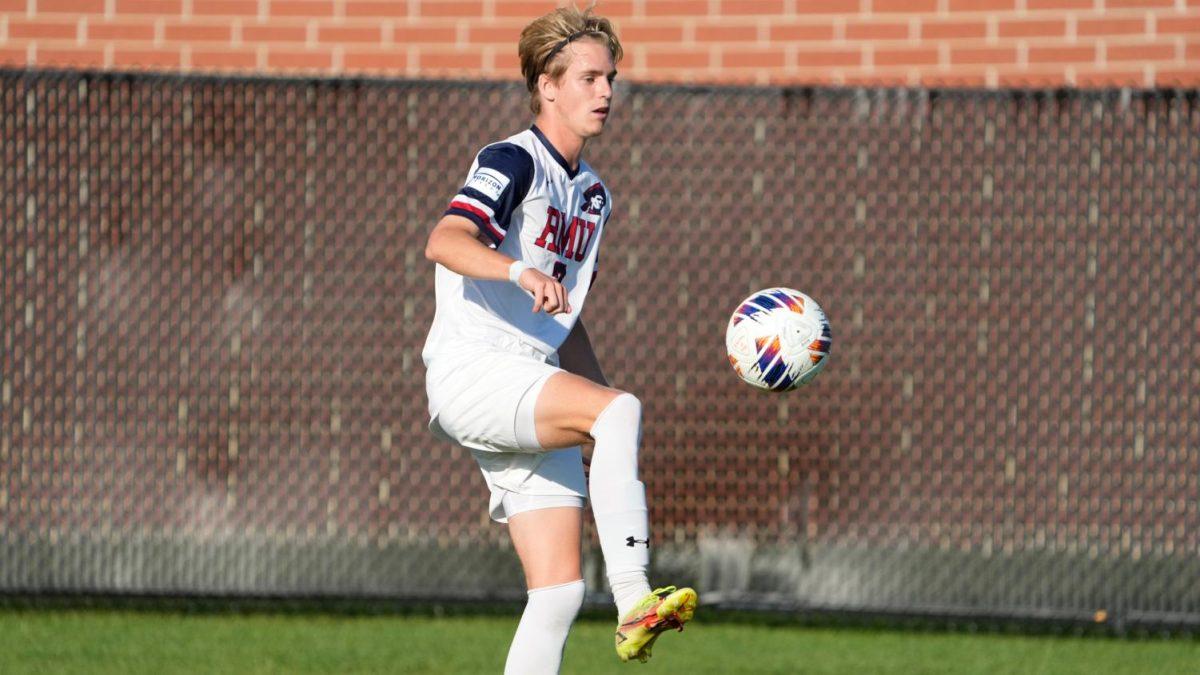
[{"x1": 519, "y1": 268, "x2": 571, "y2": 315}]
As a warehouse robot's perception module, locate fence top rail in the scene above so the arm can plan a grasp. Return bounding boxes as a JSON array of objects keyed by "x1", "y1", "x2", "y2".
[{"x1": 1, "y1": 66, "x2": 1197, "y2": 105}]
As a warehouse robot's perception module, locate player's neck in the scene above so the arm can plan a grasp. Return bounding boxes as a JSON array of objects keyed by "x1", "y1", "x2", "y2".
[{"x1": 532, "y1": 116, "x2": 586, "y2": 171}]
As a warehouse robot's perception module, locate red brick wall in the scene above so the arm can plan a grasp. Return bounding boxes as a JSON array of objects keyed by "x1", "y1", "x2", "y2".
[{"x1": 0, "y1": 2, "x2": 1197, "y2": 88}]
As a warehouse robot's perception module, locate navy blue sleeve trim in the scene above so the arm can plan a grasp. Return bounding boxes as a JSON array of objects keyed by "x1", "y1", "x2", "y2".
[{"x1": 443, "y1": 206, "x2": 502, "y2": 245}]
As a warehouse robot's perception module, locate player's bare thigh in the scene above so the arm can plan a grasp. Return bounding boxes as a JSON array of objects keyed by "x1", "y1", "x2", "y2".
[
  {"x1": 534, "y1": 371, "x2": 623, "y2": 450},
  {"x1": 507, "y1": 506, "x2": 584, "y2": 589}
]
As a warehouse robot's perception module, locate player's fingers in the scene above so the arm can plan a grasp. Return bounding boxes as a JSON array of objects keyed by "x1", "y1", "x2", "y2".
[
  {"x1": 542, "y1": 290, "x2": 560, "y2": 313},
  {"x1": 559, "y1": 283, "x2": 571, "y2": 314},
  {"x1": 558, "y1": 284, "x2": 571, "y2": 314},
  {"x1": 532, "y1": 285, "x2": 544, "y2": 313},
  {"x1": 545, "y1": 284, "x2": 564, "y2": 315},
  {"x1": 530, "y1": 282, "x2": 553, "y2": 313}
]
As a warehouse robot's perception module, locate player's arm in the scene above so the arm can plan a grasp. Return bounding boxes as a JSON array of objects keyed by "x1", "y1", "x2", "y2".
[
  {"x1": 557, "y1": 319, "x2": 608, "y2": 387},
  {"x1": 425, "y1": 143, "x2": 570, "y2": 314},
  {"x1": 424, "y1": 214, "x2": 515, "y2": 281},
  {"x1": 425, "y1": 216, "x2": 570, "y2": 315}
]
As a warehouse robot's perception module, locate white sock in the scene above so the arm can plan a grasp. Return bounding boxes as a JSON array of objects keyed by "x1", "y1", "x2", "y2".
[
  {"x1": 588, "y1": 393, "x2": 652, "y2": 615},
  {"x1": 504, "y1": 579, "x2": 585, "y2": 675},
  {"x1": 610, "y1": 569, "x2": 652, "y2": 619}
]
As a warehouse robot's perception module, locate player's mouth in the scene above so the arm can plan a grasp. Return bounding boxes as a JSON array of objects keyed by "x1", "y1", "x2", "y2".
[{"x1": 592, "y1": 107, "x2": 609, "y2": 119}]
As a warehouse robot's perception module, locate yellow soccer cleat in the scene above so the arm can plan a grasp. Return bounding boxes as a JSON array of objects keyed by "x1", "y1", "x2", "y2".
[{"x1": 614, "y1": 585, "x2": 698, "y2": 663}]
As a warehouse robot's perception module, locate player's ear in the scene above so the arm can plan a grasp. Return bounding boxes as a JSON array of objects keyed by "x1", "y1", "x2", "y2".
[{"x1": 538, "y1": 73, "x2": 557, "y2": 103}]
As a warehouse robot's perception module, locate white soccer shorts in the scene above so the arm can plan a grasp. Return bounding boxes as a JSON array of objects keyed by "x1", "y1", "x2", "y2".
[{"x1": 426, "y1": 333, "x2": 587, "y2": 523}]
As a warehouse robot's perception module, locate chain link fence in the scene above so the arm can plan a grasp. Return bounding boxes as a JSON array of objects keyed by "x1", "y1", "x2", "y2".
[{"x1": 1, "y1": 70, "x2": 1197, "y2": 629}]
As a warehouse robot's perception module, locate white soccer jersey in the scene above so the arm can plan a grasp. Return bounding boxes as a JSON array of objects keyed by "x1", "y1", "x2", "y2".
[{"x1": 422, "y1": 125, "x2": 612, "y2": 366}]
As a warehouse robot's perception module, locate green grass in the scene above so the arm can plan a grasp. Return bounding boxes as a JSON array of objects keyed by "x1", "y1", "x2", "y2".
[{"x1": 1, "y1": 609, "x2": 1197, "y2": 674}]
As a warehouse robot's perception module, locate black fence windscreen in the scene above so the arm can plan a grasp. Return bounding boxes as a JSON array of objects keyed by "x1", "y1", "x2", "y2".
[{"x1": 1, "y1": 70, "x2": 1198, "y2": 628}]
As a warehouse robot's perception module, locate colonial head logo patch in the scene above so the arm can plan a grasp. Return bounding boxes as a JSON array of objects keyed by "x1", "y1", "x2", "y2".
[{"x1": 581, "y1": 182, "x2": 606, "y2": 216}]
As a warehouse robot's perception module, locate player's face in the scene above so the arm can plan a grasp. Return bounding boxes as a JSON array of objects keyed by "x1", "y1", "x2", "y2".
[{"x1": 550, "y1": 39, "x2": 616, "y2": 139}]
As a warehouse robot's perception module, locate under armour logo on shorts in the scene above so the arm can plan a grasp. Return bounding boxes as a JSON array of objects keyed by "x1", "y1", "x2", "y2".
[{"x1": 625, "y1": 536, "x2": 650, "y2": 548}]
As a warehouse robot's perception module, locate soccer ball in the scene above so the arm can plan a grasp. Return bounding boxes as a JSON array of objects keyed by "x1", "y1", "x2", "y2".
[{"x1": 725, "y1": 287, "x2": 832, "y2": 392}]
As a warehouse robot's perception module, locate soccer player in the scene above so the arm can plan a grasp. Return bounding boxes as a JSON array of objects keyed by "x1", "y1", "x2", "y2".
[{"x1": 421, "y1": 4, "x2": 696, "y2": 673}]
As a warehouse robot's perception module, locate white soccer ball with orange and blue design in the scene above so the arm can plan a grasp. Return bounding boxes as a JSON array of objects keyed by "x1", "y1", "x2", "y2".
[{"x1": 725, "y1": 288, "x2": 832, "y2": 392}]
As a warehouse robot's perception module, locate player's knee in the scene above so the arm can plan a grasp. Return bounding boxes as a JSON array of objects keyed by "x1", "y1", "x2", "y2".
[
  {"x1": 590, "y1": 391, "x2": 642, "y2": 435},
  {"x1": 608, "y1": 390, "x2": 642, "y2": 420},
  {"x1": 613, "y1": 391, "x2": 641, "y2": 415},
  {"x1": 527, "y1": 578, "x2": 585, "y2": 622}
]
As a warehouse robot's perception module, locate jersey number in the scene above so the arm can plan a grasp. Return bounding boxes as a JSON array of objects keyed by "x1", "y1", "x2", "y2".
[{"x1": 552, "y1": 261, "x2": 567, "y2": 282}]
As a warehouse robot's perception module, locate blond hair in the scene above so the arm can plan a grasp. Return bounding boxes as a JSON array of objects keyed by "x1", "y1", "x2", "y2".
[{"x1": 518, "y1": 3, "x2": 624, "y2": 115}]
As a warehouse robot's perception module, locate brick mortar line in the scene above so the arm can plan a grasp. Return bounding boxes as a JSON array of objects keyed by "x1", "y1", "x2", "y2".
[
  {"x1": 696, "y1": 63, "x2": 1142, "y2": 75},
  {"x1": 35, "y1": 8, "x2": 1198, "y2": 22},
  {"x1": 27, "y1": 35, "x2": 1187, "y2": 51},
  {"x1": 615, "y1": 9, "x2": 1182, "y2": 22},
  {"x1": 680, "y1": 18, "x2": 695, "y2": 46},
  {"x1": 834, "y1": 63, "x2": 1145, "y2": 74},
  {"x1": 47, "y1": 9, "x2": 1198, "y2": 27},
  {"x1": 669, "y1": 36, "x2": 1186, "y2": 47},
  {"x1": 21, "y1": 31, "x2": 1189, "y2": 48}
]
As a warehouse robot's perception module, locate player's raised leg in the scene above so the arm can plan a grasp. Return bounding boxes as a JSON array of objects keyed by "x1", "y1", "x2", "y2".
[
  {"x1": 534, "y1": 371, "x2": 697, "y2": 662},
  {"x1": 536, "y1": 373, "x2": 651, "y2": 616}
]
